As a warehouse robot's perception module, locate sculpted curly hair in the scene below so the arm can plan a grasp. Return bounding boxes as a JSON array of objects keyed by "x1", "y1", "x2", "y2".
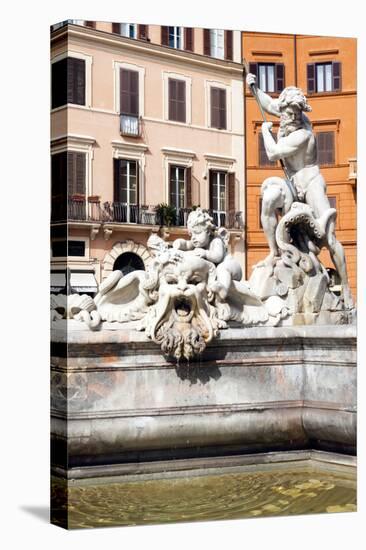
[
  {"x1": 278, "y1": 86, "x2": 312, "y2": 113},
  {"x1": 187, "y1": 208, "x2": 216, "y2": 235}
]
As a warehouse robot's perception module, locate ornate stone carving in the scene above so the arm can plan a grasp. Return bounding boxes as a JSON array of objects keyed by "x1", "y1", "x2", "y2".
[
  {"x1": 51, "y1": 293, "x2": 101, "y2": 329},
  {"x1": 90, "y1": 209, "x2": 284, "y2": 359},
  {"x1": 249, "y1": 202, "x2": 347, "y2": 322}
]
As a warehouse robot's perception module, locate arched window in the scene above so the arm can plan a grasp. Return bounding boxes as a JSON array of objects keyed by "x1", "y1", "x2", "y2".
[{"x1": 113, "y1": 252, "x2": 145, "y2": 276}]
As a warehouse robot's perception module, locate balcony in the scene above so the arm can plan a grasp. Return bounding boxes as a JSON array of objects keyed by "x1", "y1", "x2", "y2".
[
  {"x1": 120, "y1": 114, "x2": 142, "y2": 137},
  {"x1": 54, "y1": 199, "x2": 243, "y2": 230},
  {"x1": 348, "y1": 158, "x2": 357, "y2": 182}
]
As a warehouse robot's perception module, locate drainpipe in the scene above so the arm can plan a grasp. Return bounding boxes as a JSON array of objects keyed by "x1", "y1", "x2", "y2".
[{"x1": 294, "y1": 34, "x2": 298, "y2": 87}]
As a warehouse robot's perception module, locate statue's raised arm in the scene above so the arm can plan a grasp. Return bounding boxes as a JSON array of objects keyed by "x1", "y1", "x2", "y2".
[{"x1": 246, "y1": 72, "x2": 281, "y2": 117}]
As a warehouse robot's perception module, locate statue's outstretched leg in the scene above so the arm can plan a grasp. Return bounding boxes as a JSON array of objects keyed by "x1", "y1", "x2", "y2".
[
  {"x1": 327, "y1": 225, "x2": 354, "y2": 310},
  {"x1": 306, "y1": 180, "x2": 355, "y2": 311},
  {"x1": 254, "y1": 177, "x2": 293, "y2": 268}
]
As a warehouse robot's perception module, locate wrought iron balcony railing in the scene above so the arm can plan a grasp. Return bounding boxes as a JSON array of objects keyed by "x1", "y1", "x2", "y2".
[
  {"x1": 52, "y1": 199, "x2": 243, "y2": 230},
  {"x1": 120, "y1": 114, "x2": 142, "y2": 137}
]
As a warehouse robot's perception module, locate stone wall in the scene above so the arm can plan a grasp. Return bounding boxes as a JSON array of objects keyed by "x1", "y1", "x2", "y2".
[{"x1": 51, "y1": 324, "x2": 356, "y2": 471}]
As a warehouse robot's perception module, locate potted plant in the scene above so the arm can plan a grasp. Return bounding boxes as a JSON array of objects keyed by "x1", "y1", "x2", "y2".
[
  {"x1": 155, "y1": 203, "x2": 177, "y2": 227},
  {"x1": 88, "y1": 195, "x2": 101, "y2": 203},
  {"x1": 70, "y1": 193, "x2": 86, "y2": 202}
]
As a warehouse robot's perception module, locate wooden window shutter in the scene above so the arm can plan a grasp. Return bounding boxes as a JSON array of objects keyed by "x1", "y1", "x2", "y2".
[
  {"x1": 203, "y1": 29, "x2": 211, "y2": 55},
  {"x1": 138, "y1": 25, "x2": 149, "y2": 40},
  {"x1": 67, "y1": 152, "x2": 85, "y2": 196},
  {"x1": 179, "y1": 80, "x2": 186, "y2": 122},
  {"x1": 325, "y1": 132, "x2": 335, "y2": 165},
  {"x1": 67, "y1": 58, "x2": 85, "y2": 105},
  {"x1": 120, "y1": 69, "x2": 129, "y2": 114},
  {"x1": 161, "y1": 26, "x2": 169, "y2": 46},
  {"x1": 113, "y1": 158, "x2": 120, "y2": 202},
  {"x1": 209, "y1": 171, "x2": 214, "y2": 210},
  {"x1": 66, "y1": 58, "x2": 74, "y2": 104},
  {"x1": 75, "y1": 153, "x2": 86, "y2": 194},
  {"x1": 225, "y1": 30, "x2": 233, "y2": 60},
  {"x1": 332, "y1": 62, "x2": 342, "y2": 91},
  {"x1": 317, "y1": 131, "x2": 335, "y2": 165},
  {"x1": 168, "y1": 79, "x2": 176, "y2": 120},
  {"x1": 135, "y1": 160, "x2": 140, "y2": 205},
  {"x1": 51, "y1": 152, "x2": 67, "y2": 221},
  {"x1": 249, "y1": 62, "x2": 258, "y2": 79},
  {"x1": 211, "y1": 87, "x2": 219, "y2": 128},
  {"x1": 185, "y1": 27, "x2": 194, "y2": 52},
  {"x1": 307, "y1": 63, "x2": 316, "y2": 94},
  {"x1": 228, "y1": 172, "x2": 235, "y2": 212},
  {"x1": 112, "y1": 22, "x2": 120, "y2": 34},
  {"x1": 275, "y1": 63, "x2": 285, "y2": 93},
  {"x1": 130, "y1": 71, "x2": 139, "y2": 115},
  {"x1": 219, "y1": 89, "x2": 227, "y2": 129},
  {"x1": 169, "y1": 79, "x2": 186, "y2": 122},
  {"x1": 186, "y1": 167, "x2": 192, "y2": 207},
  {"x1": 120, "y1": 69, "x2": 139, "y2": 116},
  {"x1": 51, "y1": 58, "x2": 67, "y2": 109}
]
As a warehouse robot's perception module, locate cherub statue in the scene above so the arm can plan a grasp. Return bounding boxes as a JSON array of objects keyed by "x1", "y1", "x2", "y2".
[{"x1": 173, "y1": 208, "x2": 242, "y2": 300}]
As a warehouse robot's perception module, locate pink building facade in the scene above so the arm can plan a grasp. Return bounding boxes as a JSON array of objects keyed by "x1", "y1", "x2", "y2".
[{"x1": 51, "y1": 22, "x2": 245, "y2": 293}]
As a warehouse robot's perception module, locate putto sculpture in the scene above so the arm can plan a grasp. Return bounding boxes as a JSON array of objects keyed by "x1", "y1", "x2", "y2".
[{"x1": 93, "y1": 209, "x2": 286, "y2": 359}]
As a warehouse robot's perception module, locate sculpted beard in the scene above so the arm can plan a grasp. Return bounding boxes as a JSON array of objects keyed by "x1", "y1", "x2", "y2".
[{"x1": 280, "y1": 112, "x2": 303, "y2": 136}]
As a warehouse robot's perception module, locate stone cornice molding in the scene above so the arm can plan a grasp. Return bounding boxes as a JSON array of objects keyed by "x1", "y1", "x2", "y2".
[
  {"x1": 51, "y1": 134, "x2": 96, "y2": 147},
  {"x1": 51, "y1": 24, "x2": 244, "y2": 75},
  {"x1": 161, "y1": 147, "x2": 196, "y2": 159},
  {"x1": 111, "y1": 140, "x2": 149, "y2": 154}
]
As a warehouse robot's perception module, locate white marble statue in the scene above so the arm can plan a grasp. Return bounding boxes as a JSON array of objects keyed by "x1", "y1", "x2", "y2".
[
  {"x1": 88, "y1": 209, "x2": 286, "y2": 359},
  {"x1": 246, "y1": 73, "x2": 354, "y2": 310}
]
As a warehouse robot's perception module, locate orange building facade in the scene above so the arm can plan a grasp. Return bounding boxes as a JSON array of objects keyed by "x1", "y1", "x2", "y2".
[{"x1": 242, "y1": 32, "x2": 357, "y2": 297}]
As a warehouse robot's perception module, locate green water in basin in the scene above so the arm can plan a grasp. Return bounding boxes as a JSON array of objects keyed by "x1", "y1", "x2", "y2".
[{"x1": 52, "y1": 464, "x2": 356, "y2": 529}]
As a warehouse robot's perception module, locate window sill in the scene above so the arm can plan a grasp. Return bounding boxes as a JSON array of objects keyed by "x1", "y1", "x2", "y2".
[
  {"x1": 307, "y1": 91, "x2": 346, "y2": 97},
  {"x1": 51, "y1": 103, "x2": 89, "y2": 113}
]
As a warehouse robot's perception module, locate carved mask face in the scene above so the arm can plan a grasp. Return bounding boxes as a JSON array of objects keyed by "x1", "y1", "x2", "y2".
[{"x1": 148, "y1": 256, "x2": 215, "y2": 360}]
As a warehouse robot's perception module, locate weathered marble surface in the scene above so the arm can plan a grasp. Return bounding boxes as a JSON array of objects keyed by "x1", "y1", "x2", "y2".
[{"x1": 51, "y1": 324, "x2": 356, "y2": 470}]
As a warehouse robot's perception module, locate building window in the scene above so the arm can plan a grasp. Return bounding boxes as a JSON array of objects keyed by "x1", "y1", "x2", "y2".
[
  {"x1": 67, "y1": 152, "x2": 86, "y2": 196},
  {"x1": 203, "y1": 29, "x2": 233, "y2": 60},
  {"x1": 307, "y1": 62, "x2": 341, "y2": 94},
  {"x1": 170, "y1": 166, "x2": 186, "y2": 210},
  {"x1": 258, "y1": 132, "x2": 276, "y2": 166},
  {"x1": 248, "y1": 63, "x2": 285, "y2": 94},
  {"x1": 121, "y1": 23, "x2": 137, "y2": 38},
  {"x1": 51, "y1": 151, "x2": 86, "y2": 220},
  {"x1": 168, "y1": 26, "x2": 183, "y2": 49},
  {"x1": 168, "y1": 78, "x2": 186, "y2": 123},
  {"x1": 210, "y1": 171, "x2": 227, "y2": 227},
  {"x1": 120, "y1": 68, "x2": 140, "y2": 136},
  {"x1": 51, "y1": 57, "x2": 85, "y2": 109},
  {"x1": 114, "y1": 159, "x2": 139, "y2": 223},
  {"x1": 316, "y1": 131, "x2": 335, "y2": 166},
  {"x1": 210, "y1": 87, "x2": 227, "y2": 130},
  {"x1": 210, "y1": 29, "x2": 225, "y2": 59},
  {"x1": 259, "y1": 64, "x2": 275, "y2": 93},
  {"x1": 68, "y1": 240, "x2": 86, "y2": 256},
  {"x1": 51, "y1": 240, "x2": 67, "y2": 257},
  {"x1": 52, "y1": 240, "x2": 86, "y2": 257}
]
